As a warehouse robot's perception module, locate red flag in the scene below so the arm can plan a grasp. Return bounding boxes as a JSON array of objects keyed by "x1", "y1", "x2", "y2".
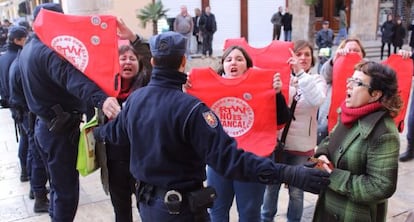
[
  {"x1": 328, "y1": 53, "x2": 362, "y2": 131},
  {"x1": 382, "y1": 55, "x2": 413, "y2": 132},
  {"x1": 187, "y1": 68, "x2": 277, "y2": 157},
  {"x1": 33, "y1": 9, "x2": 120, "y2": 97},
  {"x1": 223, "y1": 38, "x2": 292, "y2": 99}
]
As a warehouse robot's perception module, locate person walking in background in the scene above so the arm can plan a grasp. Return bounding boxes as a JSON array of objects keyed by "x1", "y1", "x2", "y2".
[
  {"x1": 315, "y1": 20, "x2": 334, "y2": 72},
  {"x1": 193, "y1": 8, "x2": 202, "y2": 54},
  {"x1": 381, "y1": 14, "x2": 394, "y2": 60},
  {"x1": 270, "y1": 6, "x2": 283, "y2": 40},
  {"x1": 392, "y1": 16, "x2": 406, "y2": 53},
  {"x1": 174, "y1": 5, "x2": 193, "y2": 59},
  {"x1": 261, "y1": 40, "x2": 327, "y2": 222},
  {"x1": 199, "y1": 6, "x2": 217, "y2": 58},
  {"x1": 334, "y1": 5, "x2": 348, "y2": 45},
  {"x1": 282, "y1": 7, "x2": 293, "y2": 42},
  {"x1": 313, "y1": 61, "x2": 402, "y2": 222}
]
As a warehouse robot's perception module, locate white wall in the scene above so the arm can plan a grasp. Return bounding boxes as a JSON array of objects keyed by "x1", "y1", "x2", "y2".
[
  {"x1": 210, "y1": 0, "x2": 240, "y2": 51},
  {"x1": 248, "y1": 0, "x2": 285, "y2": 47},
  {"x1": 162, "y1": 0, "x2": 201, "y2": 18}
]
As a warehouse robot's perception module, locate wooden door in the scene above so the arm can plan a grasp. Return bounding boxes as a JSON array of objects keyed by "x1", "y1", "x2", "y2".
[{"x1": 314, "y1": 0, "x2": 351, "y2": 33}]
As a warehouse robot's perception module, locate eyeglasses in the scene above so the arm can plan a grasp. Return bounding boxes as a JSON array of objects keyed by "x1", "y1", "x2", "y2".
[{"x1": 346, "y1": 78, "x2": 371, "y2": 89}]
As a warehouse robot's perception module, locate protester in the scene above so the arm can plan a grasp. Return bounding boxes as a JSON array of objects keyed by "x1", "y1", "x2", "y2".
[
  {"x1": 261, "y1": 40, "x2": 327, "y2": 222},
  {"x1": 18, "y1": 3, "x2": 121, "y2": 221},
  {"x1": 381, "y1": 14, "x2": 394, "y2": 60},
  {"x1": 199, "y1": 6, "x2": 217, "y2": 57},
  {"x1": 313, "y1": 61, "x2": 402, "y2": 222},
  {"x1": 270, "y1": 6, "x2": 283, "y2": 40},
  {"x1": 102, "y1": 42, "x2": 151, "y2": 222},
  {"x1": 0, "y1": 26, "x2": 28, "y2": 181},
  {"x1": 93, "y1": 31, "x2": 330, "y2": 222},
  {"x1": 197, "y1": 45, "x2": 290, "y2": 222},
  {"x1": 282, "y1": 7, "x2": 293, "y2": 41},
  {"x1": 174, "y1": 5, "x2": 193, "y2": 59},
  {"x1": 317, "y1": 38, "x2": 366, "y2": 144}
]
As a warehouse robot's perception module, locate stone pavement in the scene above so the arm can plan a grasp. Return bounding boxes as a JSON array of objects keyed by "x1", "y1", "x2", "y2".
[{"x1": 1, "y1": 80, "x2": 414, "y2": 222}]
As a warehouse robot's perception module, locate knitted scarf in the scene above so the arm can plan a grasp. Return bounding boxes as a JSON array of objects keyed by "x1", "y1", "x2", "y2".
[{"x1": 340, "y1": 101, "x2": 383, "y2": 128}]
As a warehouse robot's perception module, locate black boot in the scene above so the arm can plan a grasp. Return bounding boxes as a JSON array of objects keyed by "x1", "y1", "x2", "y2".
[
  {"x1": 29, "y1": 189, "x2": 34, "y2": 200},
  {"x1": 399, "y1": 146, "x2": 414, "y2": 162},
  {"x1": 33, "y1": 193, "x2": 49, "y2": 213},
  {"x1": 20, "y1": 166, "x2": 29, "y2": 182}
]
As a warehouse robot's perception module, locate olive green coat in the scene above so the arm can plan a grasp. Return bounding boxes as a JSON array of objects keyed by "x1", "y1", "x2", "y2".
[{"x1": 313, "y1": 110, "x2": 400, "y2": 222}]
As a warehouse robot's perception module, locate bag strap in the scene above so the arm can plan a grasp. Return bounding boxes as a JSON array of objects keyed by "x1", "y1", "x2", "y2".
[{"x1": 279, "y1": 93, "x2": 300, "y2": 145}]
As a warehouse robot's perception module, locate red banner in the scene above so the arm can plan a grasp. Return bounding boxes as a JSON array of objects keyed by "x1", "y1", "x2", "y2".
[
  {"x1": 382, "y1": 55, "x2": 413, "y2": 132},
  {"x1": 187, "y1": 68, "x2": 277, "y2": 157},
  {"x1": 33, "y1": 9, "x2": 120, "y2": 97},
  {"x1": 223, "y1": 38, "x2": 292, "y2": 99},
  {"x1": 328, "y1": 53, "x2": 362, "y2": 131}
]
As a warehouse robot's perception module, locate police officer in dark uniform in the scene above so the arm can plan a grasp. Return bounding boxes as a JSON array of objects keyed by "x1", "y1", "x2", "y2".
[
  {"x1": 18, "y1": 3, "x2": 120, "y2": 221},
  {"x1": 0, "y1": 26, "x2": 28, "y2": 180},
  {"x1": 9, "y1": 51, "x2": 50, "y2": 213},
  {"x1": 94, "y1": 31, "x2": 331, "y2": 222}
]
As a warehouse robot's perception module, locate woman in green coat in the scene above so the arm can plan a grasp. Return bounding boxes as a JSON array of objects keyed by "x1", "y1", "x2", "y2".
[{"x1": 313, "y1": 60, "x2": 402, "y2": 222}]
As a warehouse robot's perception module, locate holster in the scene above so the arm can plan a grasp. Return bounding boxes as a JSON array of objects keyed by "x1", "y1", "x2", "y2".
[
  {"x1": 48, "y1": 104, "x2": 82, "y2": 133},
  {"x1": 187, "y1": 186, "x2": 216, "y2": 213}
]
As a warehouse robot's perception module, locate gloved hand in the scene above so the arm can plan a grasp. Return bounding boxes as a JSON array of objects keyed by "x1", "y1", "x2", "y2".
[{"x1": 281, "y1": 165, "x2": 330, "y2": 194}]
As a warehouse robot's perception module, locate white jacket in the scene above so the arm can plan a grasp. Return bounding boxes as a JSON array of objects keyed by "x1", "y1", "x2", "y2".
[{"x1": 283, "y1": 71, "x2": 327, "y2": 153}]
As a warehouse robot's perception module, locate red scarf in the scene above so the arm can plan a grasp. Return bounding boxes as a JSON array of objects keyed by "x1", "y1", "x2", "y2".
[
  {"x1": 340, "y1": 101, "x2": 383, "y2": 128},
  {"x1": 117, "y1": 79, "x2": 133, "y2": 101}
]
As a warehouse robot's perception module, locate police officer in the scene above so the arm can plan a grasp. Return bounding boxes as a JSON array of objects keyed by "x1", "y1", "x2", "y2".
[
  {"x1": 0, "y1": 26, "x2": 28, "y2": 180},
  {"x1": 93, "y1": 31, "x2": 331, "y2": 222},
  {"x1": 9, "y1": 50, "x2": 49, "y2": 213},
  {"x1": 18, "y1": 3, "x2": 120, "y2": 221}
]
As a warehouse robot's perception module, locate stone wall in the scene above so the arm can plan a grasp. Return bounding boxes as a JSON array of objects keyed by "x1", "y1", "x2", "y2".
[{"x1": 349, "y1": 0, "x2": 380, "y2": 41}]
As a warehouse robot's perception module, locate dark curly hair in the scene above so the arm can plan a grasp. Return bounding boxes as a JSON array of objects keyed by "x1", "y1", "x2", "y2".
[{"x1": 354, "y1": 61, "x2": 402, "y2": 117}]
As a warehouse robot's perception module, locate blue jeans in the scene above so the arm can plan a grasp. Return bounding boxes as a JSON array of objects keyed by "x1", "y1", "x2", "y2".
[
  {"x1": 261, "y1": 153, "x2": 309, "y2": 222},
  {"x1": 335, "y1": 28, "x2": 348, "y2": 45},
  {"x1": 284, "y1": 30, "x2": 292, "y2": 42},
  {"x1": 207, "y1": 166, "x2": 266, "y2": 222}
]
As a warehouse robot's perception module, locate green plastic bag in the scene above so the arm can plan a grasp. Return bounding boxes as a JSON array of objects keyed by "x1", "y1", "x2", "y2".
[{"x1": 77, "y1": 114, "x2": 99, "y2": 176}]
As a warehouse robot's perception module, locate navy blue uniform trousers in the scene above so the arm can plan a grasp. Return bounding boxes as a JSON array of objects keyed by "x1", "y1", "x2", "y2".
[{"x1": 35, "y1": 118, "x2": 79, "y2": 221}]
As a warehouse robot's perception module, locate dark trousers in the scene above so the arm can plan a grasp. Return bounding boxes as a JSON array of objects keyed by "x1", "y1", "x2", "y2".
[
  {"x1": 273, "y1": 25, "x2": 282, "y2": 40},
  {"x1": 17, "y1": 118, "x2": 29, "y2": 173},
  {"x1": 35, "y1": 118, "x2": 80, "y2": 222},
  {"x1": 381, "y1": 42, "x2": 391, "y2": 59},
  {"x1": 108, "y1": 160, "x2": 135, "y2": 222},
  {"x1": 202, "y1": 32, "x2": 214, "y2": 56},
  {"x1": 138, "y1": 196, "x2": 210, "y2": 222},
  {"x1": 21, "y1": 113, "x2": 48, "y2": 195}
]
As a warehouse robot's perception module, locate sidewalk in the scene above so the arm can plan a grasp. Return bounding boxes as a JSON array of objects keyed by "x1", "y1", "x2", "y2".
[{"x1": 0, "y1": 95, "x2": 414, "y2": 222}]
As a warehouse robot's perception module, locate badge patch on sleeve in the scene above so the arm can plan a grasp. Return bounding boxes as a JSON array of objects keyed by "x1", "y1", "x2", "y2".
[{"x1": 202, "y1": 111, "x2": 218, "y2": 128}]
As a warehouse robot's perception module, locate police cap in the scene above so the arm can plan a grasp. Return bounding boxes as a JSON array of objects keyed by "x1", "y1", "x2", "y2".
[
  {"x1": 8, "y1": 26, "x2": 28, "y2": 41},
  {"x1": 33, "y1": 3, "x2": 64, "y2": 20},
  {"x1": 149, "y1": 31, "x2": 187, "y2": 57}
]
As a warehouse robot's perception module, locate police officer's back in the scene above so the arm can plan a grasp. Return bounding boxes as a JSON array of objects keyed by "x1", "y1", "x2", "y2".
[
  {"x1": 18, "y1": 3, "x2": 120, "y2": 221},
  {"x1": 94, "y1": 31, "x2": 330, "y2": 222}
]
